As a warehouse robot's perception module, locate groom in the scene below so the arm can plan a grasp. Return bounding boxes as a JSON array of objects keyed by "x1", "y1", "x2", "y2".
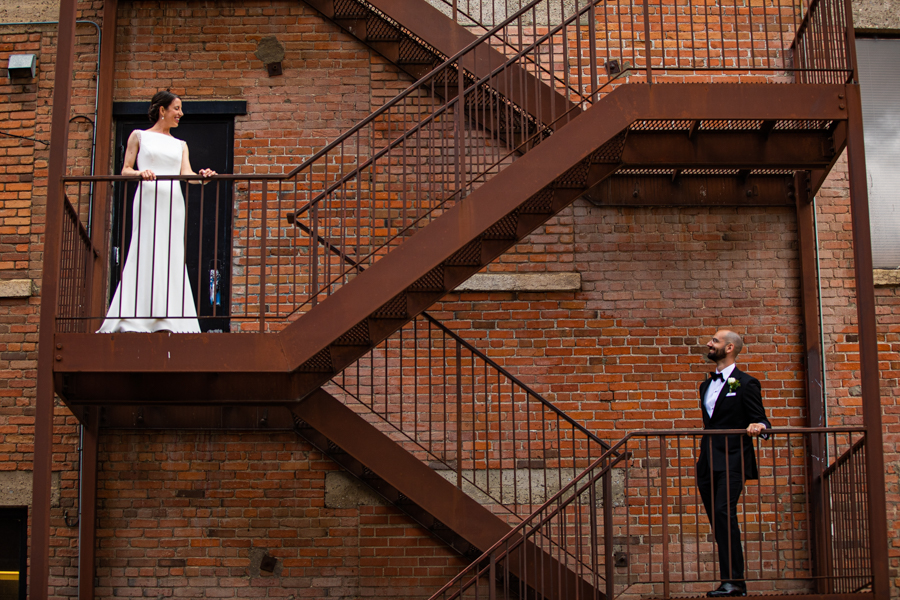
[{"x1": 697, "y1": 330, "x2": 770, "y2": 597}]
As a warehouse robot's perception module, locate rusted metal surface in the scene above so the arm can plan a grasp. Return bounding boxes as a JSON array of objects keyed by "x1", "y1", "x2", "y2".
[
  {"x1": 98, "y1": 405, "x2": 295, "y2": 429},
  {"x1": 296, "y1": 389, "x2": 512, "y2": 551},
  {"x1": 328, "y1": 312, "x2": 609, "y2": 517},
  {"x1": 844, "y1": 84, "x2": 890, "y2": 600},
  {"x1": 88, "y1": 0, "x2": 118, "y2": 326},
  {"x1": 33, "y1": 0, "x2": 79, "y2": 597},
  {"x1": 310, "y1": 0, "x2": 577, "y2": 126},
  {"x1": 821, "y1": 439, "x2": 871, "y2": 593},
  {"x1": 792, "y1": 0, "x2": 856, "y2": 84},
  {"x1": 795, "y1": 170, "x2": 829, "y2": 593},
  {"x1": 584, "y1": 175, "x2": 797, "y2": 207},
  {"x1": 620, "y1": 130, "x2": 837, "y2": 168},
  {"x1": 296, "y1": 389, "x2": 596, "y2": 600},
  {"x1": 56, "y1": 85, "x2": 851, "y2": 409},
  {"x1": 78, "y1": 408, "x2": 99, "y2": 600},
  {"x1": 429, "y1": 428, "x2": 871, "y2": 600}
]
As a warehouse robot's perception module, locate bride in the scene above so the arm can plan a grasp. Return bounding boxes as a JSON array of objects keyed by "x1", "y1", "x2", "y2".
[{"x1": 98, "y1": 91, "x2": 216, "y2": 333}]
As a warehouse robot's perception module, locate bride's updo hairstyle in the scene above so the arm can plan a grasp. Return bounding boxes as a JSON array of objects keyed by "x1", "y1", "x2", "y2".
[{"x1": 148, "y1": 90, "x2": 179, "y2": 122}]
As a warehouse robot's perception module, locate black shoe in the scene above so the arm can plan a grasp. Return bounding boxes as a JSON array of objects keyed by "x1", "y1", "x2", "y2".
[{"x1": 707, "y1": 582, "x2": 747, "y2": 597}]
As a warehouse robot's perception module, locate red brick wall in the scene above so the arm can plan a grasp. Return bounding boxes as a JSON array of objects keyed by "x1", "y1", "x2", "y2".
[
  {"x1": 433, "y1": 203, "x2": 809, "y2": 441},
  {"x1": 2, "y1": 0, "x2": 899, "y2": 598},
  {"x1": 94, "y1": 431, "x2": 465, "y2": 598}
]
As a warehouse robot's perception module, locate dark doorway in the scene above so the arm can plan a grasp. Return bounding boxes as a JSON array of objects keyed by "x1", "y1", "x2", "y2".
[
  {"x1": 0, "y1": 507, "x2": 26, "y2": 600},
  {"x1": 111, "y1": 101, "x2": 245, "y2": 332}
]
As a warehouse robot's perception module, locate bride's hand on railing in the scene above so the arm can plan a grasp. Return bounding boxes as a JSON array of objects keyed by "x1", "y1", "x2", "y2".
[{"x1": 199, "y1": 168, "x2": 216, "y2": 178}]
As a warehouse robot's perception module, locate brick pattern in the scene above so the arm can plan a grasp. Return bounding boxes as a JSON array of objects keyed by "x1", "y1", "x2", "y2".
[
  {"x1": 94, "y1": 432, "x2": 466, "y2": 598},
  {"x1": 1, "y1": 0, "x2": 898, "y2": 598}
]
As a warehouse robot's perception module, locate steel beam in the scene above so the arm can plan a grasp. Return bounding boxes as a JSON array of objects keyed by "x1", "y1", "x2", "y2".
[
  {"x1": 78, "y1": 409, "x2": 99, "y2": 600},
  {"x1": 584, "y1": 174, "x2": 796, "y2": 206},
  {"x1": 54, "y1": 332, "x2": 290, "y2": 372},
  {"x1": 295, "y1": 389, "x2": 598, "y2": 600},
  {"x1": 794, "y1": 170, "x2": 828, "y2": 592},
  {"x1": 33, "y1": 0, "x2": 79, "y2": 598},
  {"x1": 98, "y1": 405, "x2": 296, "y2": 429},
  {"x1": 88, "y1": 0, "x2": 119, "y2": 321},
  {"x1": 621, "y1": 130, "x2": 836, "y2": 169},
  {"x1": 56, "y1": 372, "x2": 314, "y2": 404},
  {"x1": 844, "y1": 83, "x2": 890, "y2": 600}
]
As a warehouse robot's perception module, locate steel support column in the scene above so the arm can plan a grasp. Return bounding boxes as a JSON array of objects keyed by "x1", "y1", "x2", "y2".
[
  {"x1": 89, "y1": 0, "x2": 119, "y2": 316},
  {"x1": 795, "y1": 170, "x2": 828, "y2": 592},
  {"x1": 78, "y1": 409, "x2": 99, "y2": 600},
  {"x1": 844, "y1": 83, "x2": 890, "y2": 600},
  {"x1": 33, "y1": 0, "x2": 79, "y2": 597}
]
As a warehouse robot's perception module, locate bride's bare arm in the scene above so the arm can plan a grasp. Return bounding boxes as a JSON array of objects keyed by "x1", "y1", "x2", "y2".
[
  {"x1": 121, "y1": 130, "x2": 156, "y2": 180},
  {"x1": 180, "y1": 142, "x2": 216, "y2": 182}
]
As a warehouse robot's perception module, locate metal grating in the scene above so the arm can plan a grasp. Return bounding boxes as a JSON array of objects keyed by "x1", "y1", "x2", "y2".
[
  {"x1": 299, "y1": 348, "x2": 334, "y2": 372},
  {"x1": 679, "y1": 168, "x2": 742, "y2": 175},
  {"x1": 520, "y1": 189, "x2": 554, "y2": 213},
  {"x1": 630, "y1": 119, "x2": 693, "y2": 131},
  {"x1": 409, "y1": 266, "x2": 445, "y2": 291},
  {"x1": 366, "y1": 15, "x2": 401, "y2": 41},
  {"x1": 482, "y1": 213, "x2": 519, "y2": 240},
  {"x1": 553, "y1": 160, "x2": 591, "y2": 188},
  {"x1": 699, "y1": 119, "x2": 763, "y2": 131},
  {"x1": 399, "y1": 38, "x2": 438, "y2": 64},
  {"x1": 291, "y1": 414, "x2": 308, "y2": 431},
  {"x1": 333, "y1": 0, "x2": 368, "y2": 18},
  {"x1": 751, "y1": 168, "x2": 796, "y2": 176},
  {"x1": 775, "y1": 119, "x2": 834, "y2": 130},
  {"x1": 591, "y1": 131, "x2": 627, "y2": 163},
  {"x1": 334, "y1": 321, "x2": 370, "y2": 346},
  {"x1": 446, "y1": 240, "x2": 482, "y2": 266},
  {"x1": 373, "y1": 294, "x2": 407, "y2": 319},
  {"x1": 615, "y1": 168, "x2": 675, "y2": 176}
]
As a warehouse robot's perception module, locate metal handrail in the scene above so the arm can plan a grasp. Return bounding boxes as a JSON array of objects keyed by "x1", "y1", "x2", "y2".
[{"x1": 429, "y1": 426, "x2": 870, "y2": 600}]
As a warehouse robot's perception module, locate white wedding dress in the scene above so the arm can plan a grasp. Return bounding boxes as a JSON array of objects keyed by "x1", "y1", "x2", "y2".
[{"x1": 98, "y1": 130, "x2": 201, "y2": 333}]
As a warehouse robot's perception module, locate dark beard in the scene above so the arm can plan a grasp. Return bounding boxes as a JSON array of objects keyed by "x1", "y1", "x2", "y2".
[{"x1": 707, "y1": 347, "x2": 726, "y2": 362}]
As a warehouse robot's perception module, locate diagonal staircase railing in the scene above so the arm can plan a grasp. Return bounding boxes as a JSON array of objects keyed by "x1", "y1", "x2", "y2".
[
  {"x1": 59, "y1": 0, "x2": 850, "y2": 334},
  {"x1": 428, "y1": 427, "x2": 871, "y2": 600},
  {"x1": 325, "y1": 311, "x2": 611, "y2": 523}
]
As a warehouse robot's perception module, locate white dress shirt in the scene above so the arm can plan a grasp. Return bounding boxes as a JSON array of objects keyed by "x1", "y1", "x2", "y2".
[{"x1": 704, "y1": 363, "x2": 736, "y2": 417}]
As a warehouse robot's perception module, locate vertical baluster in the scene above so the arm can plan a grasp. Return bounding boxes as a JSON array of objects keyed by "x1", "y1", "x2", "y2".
[
  {"x1": 456, "y1": 340, "x2": 463, "y2": 489},
  {"x1": 661, "y1": 435, "x2": 670, "y2": 597},
  {"x1": 259, "y1": 180, "x2": 268, "y2": 330}
]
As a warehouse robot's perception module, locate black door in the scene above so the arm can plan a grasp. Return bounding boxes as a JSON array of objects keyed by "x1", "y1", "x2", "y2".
[{"x1": 111, "y1": 114, "x2": 235, "y2": 332}]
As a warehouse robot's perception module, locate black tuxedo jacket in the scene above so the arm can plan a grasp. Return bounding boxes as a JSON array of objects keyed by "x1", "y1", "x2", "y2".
[{"x1": 697, "y1": 367, "x2": 770, "y2": 480}]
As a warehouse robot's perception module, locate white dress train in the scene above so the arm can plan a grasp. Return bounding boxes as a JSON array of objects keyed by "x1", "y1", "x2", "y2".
[{"x1": 98, "y1": 130, "x2": 201, "y2": 333}]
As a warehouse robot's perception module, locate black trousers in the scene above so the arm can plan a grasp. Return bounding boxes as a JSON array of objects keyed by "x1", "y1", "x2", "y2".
[{"x1": 697, "y1": 468, "x2": 745, "y2": 582}]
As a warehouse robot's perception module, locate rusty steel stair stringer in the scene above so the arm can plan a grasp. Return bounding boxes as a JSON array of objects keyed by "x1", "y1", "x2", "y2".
[{"x1": 292, "y1": 388, "x2": 600, "y2": 600}]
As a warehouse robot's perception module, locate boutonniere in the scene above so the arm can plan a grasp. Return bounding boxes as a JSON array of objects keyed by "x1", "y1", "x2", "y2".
[{"x1": 727, "y1": 377, "x2": 740, "y2": 392}]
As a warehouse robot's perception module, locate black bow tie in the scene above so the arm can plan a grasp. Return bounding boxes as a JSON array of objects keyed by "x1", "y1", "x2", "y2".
[{"x1": 710, "y1": 372, "x2": 724, "y2": 382}]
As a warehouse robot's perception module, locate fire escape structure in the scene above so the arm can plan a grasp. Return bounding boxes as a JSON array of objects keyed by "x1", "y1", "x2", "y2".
[{"x1": 33, "y1": 0, "x2": 889, "y2": 597}]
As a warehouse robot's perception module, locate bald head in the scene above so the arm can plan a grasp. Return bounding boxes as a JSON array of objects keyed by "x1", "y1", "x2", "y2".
[
  {"x1": 706, "y1": 329, "x2": 743, "y2": 368},
  {"x1": 720, "y1": 330, "x2": 743, "y2": 356}
]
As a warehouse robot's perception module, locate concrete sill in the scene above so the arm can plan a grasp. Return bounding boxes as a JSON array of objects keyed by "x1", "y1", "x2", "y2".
[{"x1": 0, "y1": 279, "x2": 35, "y2": 298}]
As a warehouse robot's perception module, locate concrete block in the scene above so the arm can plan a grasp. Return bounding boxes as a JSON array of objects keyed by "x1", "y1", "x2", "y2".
[
  {"x1": 455, "y1": 272, "x2": 581, "y2": 292},
  {"x1": 324, "y1": 471, "x2": 387, "y2": 508},
  {"x1": 853, "y1": 0, "x2": 900, "y2": 29},
  {"x1": 874, "y1": 269, "x2": 900, "y2": 287},
  {"x1": 0, "y1": 279, "x2": 35, "y2": 298},
  {"x1": 0, "y1": 0, "x2": 59, "y2": 22},
  {"x1": 0, "y1": 470, "x2": 61, "y2": 507},
  {"x1": 436, "y1": 467, "x2": 624, "y2": 507}
]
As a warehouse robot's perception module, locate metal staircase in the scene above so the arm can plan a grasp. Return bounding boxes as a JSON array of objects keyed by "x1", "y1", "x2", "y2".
[{"x1": 36, "y1": 0, "x2": 889, "y2": 595}]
